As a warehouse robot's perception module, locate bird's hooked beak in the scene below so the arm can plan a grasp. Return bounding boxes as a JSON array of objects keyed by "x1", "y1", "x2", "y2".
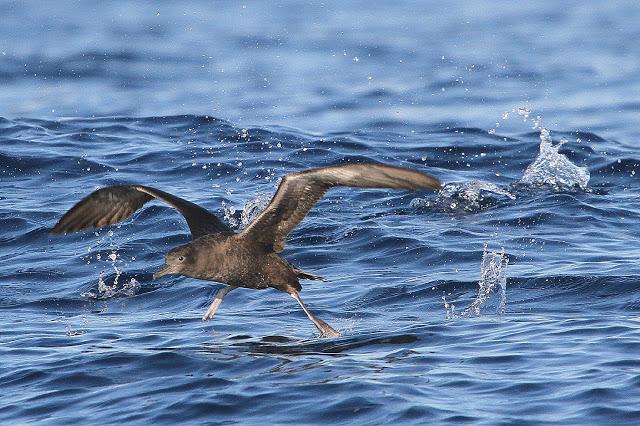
[{"x1": 153, "y1": 263, "x2": 178, "y2": 280}]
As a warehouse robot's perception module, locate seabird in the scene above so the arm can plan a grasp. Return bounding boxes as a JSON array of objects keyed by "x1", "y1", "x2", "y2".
[{"x1": 52, "y1": 163, "x2": 441, "y2": 337}]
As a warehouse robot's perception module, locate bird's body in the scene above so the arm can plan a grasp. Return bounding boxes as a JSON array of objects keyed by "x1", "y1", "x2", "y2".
[
  {"x1": 52, "y1": 163, "x2": 441, "y2": 337},
  {"x1": 173, "y1": 233, "x2": 302, "y2": 293}
]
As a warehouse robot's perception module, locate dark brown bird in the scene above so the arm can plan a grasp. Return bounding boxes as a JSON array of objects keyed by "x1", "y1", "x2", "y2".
[{"x1": 52, "y1": 163, "x2": 441, "y2": 337}]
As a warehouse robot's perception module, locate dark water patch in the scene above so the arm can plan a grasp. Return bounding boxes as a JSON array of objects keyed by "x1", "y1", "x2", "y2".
[
  {"x1": 592, "y1": 157, "x2": 640, "y2": 176},
  {"x1": 6, "y1": 297, "x2": 93, "y2": 313},
  {"x1": 46, "y1": 372, "x2": 114, "y2": 388},
  {"x1": 0, "y1": 369, "x2": 49, "y2": 388},
  {"x1": 228, "y1": 331, "x2": 420, "y2": 356}
]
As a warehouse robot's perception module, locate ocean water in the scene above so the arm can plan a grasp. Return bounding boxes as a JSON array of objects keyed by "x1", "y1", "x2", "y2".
[{"x1": 2, "y1": 1, "x2": 640, "y2": 424}]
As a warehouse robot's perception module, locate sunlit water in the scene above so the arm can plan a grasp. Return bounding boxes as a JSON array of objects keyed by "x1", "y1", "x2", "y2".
[{"x1": 2, "y1": 1, "x2": 640, "y2": 424}]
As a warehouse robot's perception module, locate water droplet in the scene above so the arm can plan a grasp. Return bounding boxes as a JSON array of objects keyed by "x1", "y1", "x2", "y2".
[{"x1": 517, "y1": 107, "x2": 530, "y2": 121}]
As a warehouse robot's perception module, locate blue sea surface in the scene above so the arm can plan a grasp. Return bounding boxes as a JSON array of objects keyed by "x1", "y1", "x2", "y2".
[{"x1": 2, "y1": 1, "x2": 640, "y2": 424}]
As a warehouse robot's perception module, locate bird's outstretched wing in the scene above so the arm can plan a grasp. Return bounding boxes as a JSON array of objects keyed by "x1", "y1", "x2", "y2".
[
  {"x1": 240, "y1": 163, "x2": 441, "y2": 252},
  {"x1": 51, "y1": 185, "x2": 233, "y2": 239}
]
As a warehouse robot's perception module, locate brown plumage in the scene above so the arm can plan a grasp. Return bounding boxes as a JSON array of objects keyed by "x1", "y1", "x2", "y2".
[
  {"x1": 52, "y1": 163, "x2": 441, "y2": 337},
  {"x1": 52, "y1": 185, "x2": 233, "y2": 238}
]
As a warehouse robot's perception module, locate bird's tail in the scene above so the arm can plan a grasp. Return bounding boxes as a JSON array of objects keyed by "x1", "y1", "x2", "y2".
[{"x1": 293, "y1": 267, "x2": 325, "y2": 281}]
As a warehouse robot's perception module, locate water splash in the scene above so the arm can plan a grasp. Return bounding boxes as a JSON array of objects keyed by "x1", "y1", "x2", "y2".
[
  {"x1": 223, "y1": 193, "x2": 272, "y2": 229},
  {"x1": 80, "y1": 228, "x2": 141, "y2": 299},
  {"x1": 520, "y1": 128, "x2": 590, "y2": 190},
  {"x1": 222, "y1": 202, "x2": 238, "y2": 227},
  {"x1": 493, "y1": 106, "x2": 590, "y2": 190},
  {"x1": 444, "y1": 245, "x2": 508, "y2": 319},
  {"x1": 81, "y1": 250, "x2": 140, "y2": 299},
  {"x1": 241, "y1": 193, "x2": 272, "y2": 226},
  {"x1": 411, "y1": 180, "x2": 515, "y2": 213}
]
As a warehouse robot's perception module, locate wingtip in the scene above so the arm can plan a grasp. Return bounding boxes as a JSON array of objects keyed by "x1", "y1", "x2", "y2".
[
  {"x1": 417, "y1": 172, "x2": 443, "y2": 191},
  {"x1": 49, "y1": 228, "x2": 68, "y2": 236},
  {"x1": 50, "y1": 221, "x2": 82, "y2": 235},
  {"x1": 49, "y1": 224, "x2": 63, "y2": 235}
]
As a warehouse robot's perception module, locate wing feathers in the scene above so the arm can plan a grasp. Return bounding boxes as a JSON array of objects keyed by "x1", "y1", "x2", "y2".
[
  {"x1": 51, "y1": 185, "x2": 232, "y2": 239},
  {"x1": 52, "y1": 164, "x2": 439, "y2": 245},
  {"x1": 241, "y1": 163, "x2": 441, "y2": 252},
  {"x1": 51, "y1": 186, "x2": 150, "y2": 234}
]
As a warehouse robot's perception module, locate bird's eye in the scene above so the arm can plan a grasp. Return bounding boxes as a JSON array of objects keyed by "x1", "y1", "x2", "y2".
[{"x1": 178, "y1": 256, "x2": 184, "y2": 262}]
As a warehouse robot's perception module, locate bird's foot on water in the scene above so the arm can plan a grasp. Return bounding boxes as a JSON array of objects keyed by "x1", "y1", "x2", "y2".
[
  {"x1": 289, "y1": 291, "x2": 341, "y2": 338},
  {"x1": 316, "y1": 318, "x2": 341, "y2": 338}
]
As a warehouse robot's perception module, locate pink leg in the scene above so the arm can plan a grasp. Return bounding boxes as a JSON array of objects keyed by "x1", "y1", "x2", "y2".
[{"x1": 202, "y1": 286, "x2": 236, "y2": 321}]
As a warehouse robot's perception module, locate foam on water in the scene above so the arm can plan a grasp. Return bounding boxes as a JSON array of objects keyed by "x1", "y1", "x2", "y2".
[{"x1": 412, "y1": 180, "x2": 515, "y2": 213}]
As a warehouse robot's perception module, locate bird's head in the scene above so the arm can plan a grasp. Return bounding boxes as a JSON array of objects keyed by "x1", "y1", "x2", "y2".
[{"x1": 153, "y1": 244, "x2": 196, "y2": 280}]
